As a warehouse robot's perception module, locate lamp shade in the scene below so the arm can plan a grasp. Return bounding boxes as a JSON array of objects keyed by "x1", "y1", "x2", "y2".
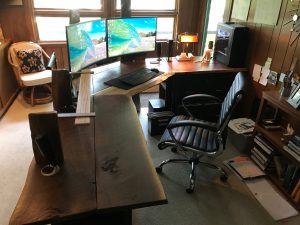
[{"x1": 178, "y1": 33, "x2": 198, "y2": 43}]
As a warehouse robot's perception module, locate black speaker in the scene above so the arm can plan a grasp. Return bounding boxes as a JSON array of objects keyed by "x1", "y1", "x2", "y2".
[
  {"x1": 156, "y1": 42, "x2": 162, "y2": 61},
  {"x1": 52, "y1": 70, "x2": 75, "y2": 113},
  {"x1": 29, "y1": 112, "x2": 64, "y2": 176},
  {"x1": 167, "y1": 40, "x2": 173, "y2": 62},
  {"x1": 69, "y1": 9, "x2": 80, "y2": 24}
]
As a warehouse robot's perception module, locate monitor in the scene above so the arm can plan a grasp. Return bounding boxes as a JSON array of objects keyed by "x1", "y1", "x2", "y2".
[
  {"x1": 107, "y1": 17, "x2": 157, "y2": 58},
  {"x1": 66, "y1": 19, "x2": 107, "y2": 72}
]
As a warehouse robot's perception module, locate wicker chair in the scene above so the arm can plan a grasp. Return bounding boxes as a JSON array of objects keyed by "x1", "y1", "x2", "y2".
[{"x1": 8, "y1": 41, "x2": 56, "y2": 106}]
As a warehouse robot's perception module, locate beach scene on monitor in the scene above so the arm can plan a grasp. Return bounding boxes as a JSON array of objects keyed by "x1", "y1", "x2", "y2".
[
  {"x1": 107, "y1": 18, "x2": 157, "y2": 57},
  {"x1": 67, "y1": 20, "x2": 106, "y2": 72}
]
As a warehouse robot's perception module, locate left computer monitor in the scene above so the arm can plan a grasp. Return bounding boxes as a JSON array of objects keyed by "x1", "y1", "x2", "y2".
[{"x1": 66, "y1": 19, "x2": 107, "y2": 73}]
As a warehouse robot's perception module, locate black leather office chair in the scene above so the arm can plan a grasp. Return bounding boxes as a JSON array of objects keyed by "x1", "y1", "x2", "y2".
[{"x1": 156, "y1": 72, "x2": 247, "y2": 193}]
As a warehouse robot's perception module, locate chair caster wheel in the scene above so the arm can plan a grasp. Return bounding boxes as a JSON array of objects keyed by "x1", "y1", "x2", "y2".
[
  {"x1": 171, "y1": 147, "x2": 178, "y2": 153},
  {"x1": 156, "y1": 167, "x2": 162, "y2": 173},
  {"x1": 186, "y1": 188, "x2": 194, "y2": 193},
  {"x1": 220, "y1": 174, "x2": 228, "y2": 182}
]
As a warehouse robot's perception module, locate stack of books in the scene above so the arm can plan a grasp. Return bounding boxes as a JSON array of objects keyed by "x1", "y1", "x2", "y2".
[
  {"x1": 283, "y1": 135, "x2": 300, "y2": 163},
  {"x1": 251, "y1": 134, "x2": 275, "y2": 171},
  {"x1": 282, "y1": 163, "x2": 300, "y2": 202}
]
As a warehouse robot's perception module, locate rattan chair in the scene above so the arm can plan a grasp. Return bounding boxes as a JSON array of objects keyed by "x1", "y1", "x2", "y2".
[{"x1": 8, "y1": 41, "x2": 56, "y2": 106}]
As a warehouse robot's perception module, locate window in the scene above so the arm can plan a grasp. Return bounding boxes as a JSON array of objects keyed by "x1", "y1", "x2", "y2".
[
  {"x1": 116, "y1": 0, "x2": 177, "y2": 40},
  {"x1": 33, "y1": 0, "x2": 102, "y2": 9},
  {"x1": 32, "y1": 0, "x2": 103, "y2": 41},
  {"x1": 202, "y1": 0, "x2": 226, "y2": 54},
  {"x1": 116, "y1": 0, "x2": 176, "y2": 10},
  {"x1": 32, "y1": 0, "x2": 177, "y2": 42}
]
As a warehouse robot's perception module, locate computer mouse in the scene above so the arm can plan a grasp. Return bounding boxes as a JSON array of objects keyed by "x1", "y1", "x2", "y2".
[{"x1": 150, "y1": 68, "x2": 159, "y2": 73}]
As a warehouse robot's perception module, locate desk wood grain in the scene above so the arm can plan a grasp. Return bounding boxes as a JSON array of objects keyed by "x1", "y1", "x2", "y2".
[
  {"x1": 94, "y1": 95, "x2": 167, "y2": 211},
  {"x1": 9, "y1": 118, "x2": 96, "y2": 225}
]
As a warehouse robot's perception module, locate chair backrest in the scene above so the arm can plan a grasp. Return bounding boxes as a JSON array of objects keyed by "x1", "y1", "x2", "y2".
[
  {"x1": 7, "y1": 42, "x2": 48, "y2": 86},
  {"x1": 217, "y1": 72, "x2": 247, "y2": 132}
]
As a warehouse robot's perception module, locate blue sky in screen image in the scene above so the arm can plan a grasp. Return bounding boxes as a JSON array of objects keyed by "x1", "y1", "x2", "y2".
[
  {"x1": 78, "y1": 20, "x2": 106, "y2": 39},
  {"x1": 122, "y1": 17, "x2": 157, "y2": 33}
]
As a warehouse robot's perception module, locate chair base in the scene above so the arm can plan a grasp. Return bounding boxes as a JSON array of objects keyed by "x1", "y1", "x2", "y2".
[
  {"x1": 23, "y1": 85, "x2": 52, "y2": 106},
  {"x1": 156, "y1": 157, "x2": 228, "y2": 193}
]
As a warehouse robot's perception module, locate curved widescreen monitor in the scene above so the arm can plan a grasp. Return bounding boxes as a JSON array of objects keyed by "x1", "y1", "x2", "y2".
[
  {"x1": 107, "y1": 17, "x2": 157, "y2": 58},
  {"x1": 66, "y1": 19, "x2": 107, "y2": 72}
]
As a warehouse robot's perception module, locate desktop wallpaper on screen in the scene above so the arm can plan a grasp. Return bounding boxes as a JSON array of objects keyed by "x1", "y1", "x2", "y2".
[
  {"x1": 66, "y1": 19, "x2": 106, "y2": 72},
  {"x1": 107, "y1": 17, "x2": 157, "y2": 58}
]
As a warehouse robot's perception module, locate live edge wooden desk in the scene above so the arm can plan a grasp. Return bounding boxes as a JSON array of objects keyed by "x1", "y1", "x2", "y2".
[{"x1": 9, "y1": 58, "x2": 246, "y2": 225}]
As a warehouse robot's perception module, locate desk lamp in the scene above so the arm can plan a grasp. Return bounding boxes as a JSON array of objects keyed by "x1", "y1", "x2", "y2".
[{"x1": 176, "y1": 33, "x2": 198, "y2": 61}]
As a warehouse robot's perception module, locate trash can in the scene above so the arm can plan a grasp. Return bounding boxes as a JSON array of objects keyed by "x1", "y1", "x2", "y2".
[{"x1": 227, "y1": 118, "x2": 255, "y2": 154}]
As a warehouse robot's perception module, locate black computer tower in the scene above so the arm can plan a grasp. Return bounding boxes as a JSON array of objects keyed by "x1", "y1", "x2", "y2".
[{"x1": 214, "y1": 23, "x2": 249, "y2": 67}]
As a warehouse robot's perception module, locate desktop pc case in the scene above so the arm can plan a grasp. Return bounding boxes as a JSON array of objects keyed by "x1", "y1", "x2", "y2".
[{"x1": 214, "y1": 23, "x2": 249, "y2": 67}]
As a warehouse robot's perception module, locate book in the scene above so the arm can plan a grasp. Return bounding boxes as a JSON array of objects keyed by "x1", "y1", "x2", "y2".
[
  {"x1": 225, "y1": 156, "x2": 266, "y2": 180},
  {"x1": 291, "y1": 179, "x2": 300, "y2": 199},
  {"x1": 288, "y1": 141, "x2": 300, "y2": 155},
  {"x1": 287, "y1": 167, "x2": 300, "y2": 193},
  {"x1": 283, "y1": 164, "x2": 297, "y2": 190},
  {"x1": 254, "y1": 137, "x2": 273, "y2": 155},
  {"x1": 252, "y1": 147, "x2": 269, "y2": 163},
  {"x1": 250, "y1": 154, "x2": 267, "y2": 171},
  {"x1": 283, "y1": 146, "x2": 300, "y2": 162},
  {"x1": 273, "y1": 155, "x2": 285, "y2": 178},
  {"x1": 291, "y1": 135, "x2": 300, "y2": 146}
]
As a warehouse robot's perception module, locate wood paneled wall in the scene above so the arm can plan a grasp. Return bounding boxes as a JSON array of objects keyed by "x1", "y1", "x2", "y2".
[{"x1": 225, "y1": 0, "x2": 299, "y2": 98}]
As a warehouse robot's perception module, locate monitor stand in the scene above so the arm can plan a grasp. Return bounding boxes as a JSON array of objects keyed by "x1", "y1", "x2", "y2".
[{"x1": 120, "y1": 53, "x2": 146, "y2": 64}]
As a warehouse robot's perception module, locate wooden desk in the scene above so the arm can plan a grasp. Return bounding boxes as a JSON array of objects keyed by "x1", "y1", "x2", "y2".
[
  {"x1": 91, "y1": 58, "x2": 247, "y2": 95},
  {"x1": 9, "y1": 95, "x2": 167, "y2": 225}
]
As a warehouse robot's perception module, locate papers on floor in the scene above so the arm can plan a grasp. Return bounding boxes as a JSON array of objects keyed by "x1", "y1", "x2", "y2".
[
  {"x1": 228, "y1": 118, "x2": 255, "y2": 134},
  {"x1": 224, "y1": 156, "x2": 265, "y2": 180},
  {"x1": 246, "y1": 178, "x2": 298, "y2": 220}
]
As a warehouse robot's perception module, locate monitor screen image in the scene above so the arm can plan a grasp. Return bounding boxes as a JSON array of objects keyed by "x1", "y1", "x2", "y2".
[
  {"x1": 107, "y1": 17, "x2": 157, "y2": 58},
  {"x1": 66, "y1": 19, "x2": 107, "y2": 72}
]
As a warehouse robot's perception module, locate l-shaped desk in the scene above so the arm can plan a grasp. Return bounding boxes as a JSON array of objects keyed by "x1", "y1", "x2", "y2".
[{"x1": 9, "y1": 58, "x2": 247, "y2": 225}]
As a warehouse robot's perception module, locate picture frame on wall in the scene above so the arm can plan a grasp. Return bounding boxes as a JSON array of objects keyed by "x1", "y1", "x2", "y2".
[{"x1": 287, "y1": 83, "x2": 300, "y2": 109}]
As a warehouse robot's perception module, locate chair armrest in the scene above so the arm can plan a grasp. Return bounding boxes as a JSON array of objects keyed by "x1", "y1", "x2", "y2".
[
  {"x1": 182, "y1": 94, "x2": 221, "y2": 118},
  {"x1": 167, "y1": 120, "x2": 218, "y2": 132},
  {"x1": 46, "y1": 52, "x2": 56, "y2": 69}
]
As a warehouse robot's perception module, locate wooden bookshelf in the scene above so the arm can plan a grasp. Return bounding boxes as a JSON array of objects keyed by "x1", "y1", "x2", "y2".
[{"x1": 254, "y1": 91, "x2": 300, "y2": 208}]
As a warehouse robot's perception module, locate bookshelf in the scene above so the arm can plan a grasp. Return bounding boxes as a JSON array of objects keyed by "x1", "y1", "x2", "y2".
[{"x1": 254, "y1": 91, "x2": 300, "y2": 209}]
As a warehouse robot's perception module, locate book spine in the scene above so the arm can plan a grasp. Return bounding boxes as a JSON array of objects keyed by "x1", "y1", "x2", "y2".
[
  {"x1": 250, "y1": 154, "x2": 267, "y2": 171},
  {"x1": 252, "y1": 147, "x2": 269, "y2": 163},
  {"x1": 254, "y1": 138, "x2": 273, "y2": 155},
  {"x1": 283, "y1": 146, "x2": 300, "y2": 162},
  {"x1": 291, "y1": 179, "x2": 300, "y2": 199}
]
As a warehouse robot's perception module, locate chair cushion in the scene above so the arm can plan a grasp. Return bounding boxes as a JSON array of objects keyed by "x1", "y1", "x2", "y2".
[
  {"x1": 158, "y1": 115, "x2": 219, "y2": 153},
  {"x1": 20, "y1": 70, "x2": 52, "y2": 86},
  {"x1": 16, "y1": 49, "x2": 46, "y2": 74}
]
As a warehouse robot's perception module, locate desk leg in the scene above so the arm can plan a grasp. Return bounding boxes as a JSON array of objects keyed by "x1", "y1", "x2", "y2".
[{"x1": 132, "y1": 94, "x2": 140, "y2": 112}]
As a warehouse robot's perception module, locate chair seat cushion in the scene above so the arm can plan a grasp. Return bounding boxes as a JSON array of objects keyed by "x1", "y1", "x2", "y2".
[
  {"x1": 16, "y1": 49, "x2": 46, "y2": 74},
  {"x1": 158, "y1": 115, "x2": 219, "y2": 153},
  {"x1": 20, "y1": 70, "x2": 52, "y2": 86}
]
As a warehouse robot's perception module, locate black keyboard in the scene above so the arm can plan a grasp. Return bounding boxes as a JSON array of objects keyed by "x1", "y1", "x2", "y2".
[{"x1": 118, "y1": 68, "x2": 158, "y2": 86}]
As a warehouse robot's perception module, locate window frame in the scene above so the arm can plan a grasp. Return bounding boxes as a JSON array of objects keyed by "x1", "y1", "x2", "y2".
[{"x1": 31, "y1": 0, "x2": 178, "y2": 42}]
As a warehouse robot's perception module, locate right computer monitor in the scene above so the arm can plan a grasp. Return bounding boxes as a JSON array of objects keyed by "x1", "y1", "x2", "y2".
[{"x1": 107, "y1": 17, "x2": 157, "y2": 58}]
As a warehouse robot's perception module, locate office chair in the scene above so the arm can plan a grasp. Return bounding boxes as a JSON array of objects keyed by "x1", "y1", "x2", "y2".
[
  {"x1": 8, "y1": 41, "x2": 56, "y2": 106},
  {"x1": 156, "y1": 72, "x2": 247, "y2": 193}
]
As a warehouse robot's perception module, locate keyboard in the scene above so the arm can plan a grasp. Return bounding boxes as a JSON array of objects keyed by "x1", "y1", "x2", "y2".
[{"x1": 118, "y1": 68, "x2": 158, "y2": 86}]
